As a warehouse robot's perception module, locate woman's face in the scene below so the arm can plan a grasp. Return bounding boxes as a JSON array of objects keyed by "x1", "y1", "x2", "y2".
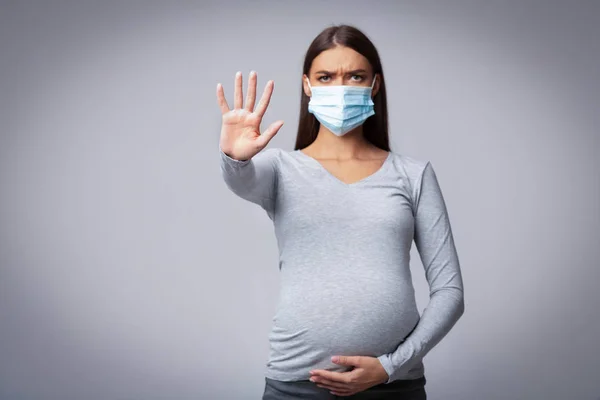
[{"x1": 303, "y1": 45, "x2": 379, "y2": 97}]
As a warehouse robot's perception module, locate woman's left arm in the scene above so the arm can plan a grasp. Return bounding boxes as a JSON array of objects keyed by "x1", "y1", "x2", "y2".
[{"x1": 377, "y1": 161, "x2": 465, "y2": 384}]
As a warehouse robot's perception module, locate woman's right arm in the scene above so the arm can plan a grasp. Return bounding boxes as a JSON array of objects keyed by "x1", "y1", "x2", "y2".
[
  {"x1": 216, "y1": 70, "x2": 284, "y2": 214},
  {"x1": 219, "y1": 145, "x2": 279, "y2": 214}
]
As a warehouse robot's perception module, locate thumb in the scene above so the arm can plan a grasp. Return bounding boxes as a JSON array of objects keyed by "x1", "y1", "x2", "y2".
[
  {"x1": 331, "y1": 355, "x2": 363, "y2": 367},
  {"x1": 257, "y1": 120, "x2": 284, "y2": 148}
]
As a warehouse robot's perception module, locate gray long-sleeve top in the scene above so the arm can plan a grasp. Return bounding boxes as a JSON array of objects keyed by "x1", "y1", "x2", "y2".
[{"x1": 219, "y1": 145, "x2": 465, "y2": 384}]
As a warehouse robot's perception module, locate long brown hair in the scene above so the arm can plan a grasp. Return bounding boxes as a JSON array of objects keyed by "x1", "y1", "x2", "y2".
[{"x1": 294, "y1": 24, "x2": 390, "y2": 151}]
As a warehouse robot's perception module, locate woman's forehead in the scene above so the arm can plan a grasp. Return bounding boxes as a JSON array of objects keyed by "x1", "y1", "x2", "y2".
[{"x1": 309, "y1": 46, "x2": 371, "y2": 74}]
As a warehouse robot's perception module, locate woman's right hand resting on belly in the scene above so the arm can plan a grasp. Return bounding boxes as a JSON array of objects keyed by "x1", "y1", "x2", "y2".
[{"x1": 216, "y1": 71, "x2": 284, "y2": 161}]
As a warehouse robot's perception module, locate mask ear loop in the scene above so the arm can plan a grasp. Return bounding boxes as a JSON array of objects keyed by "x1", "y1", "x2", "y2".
[
  {"x1": 370, "y1": 74, "x2": 377, "y2": 100},
  {"x1": 305, "y1": 77, "x2": 312, "y2": 95}
]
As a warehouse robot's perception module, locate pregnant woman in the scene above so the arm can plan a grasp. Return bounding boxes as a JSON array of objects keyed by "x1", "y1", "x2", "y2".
[{"x1": 217, "y1": 24, "x2": 465, "y2": 400}]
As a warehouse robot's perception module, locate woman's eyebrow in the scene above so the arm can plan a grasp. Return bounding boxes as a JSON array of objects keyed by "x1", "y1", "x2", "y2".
[{"x1": 314, "y1": 69, "x2": 368, "y2": 75}]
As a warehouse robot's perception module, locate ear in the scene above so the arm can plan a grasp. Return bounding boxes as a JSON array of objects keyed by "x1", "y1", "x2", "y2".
[
  {"x1": 303, "y1": 74, "x2": 312, "y2": 97},
  {"x1": 372, "y1": 73, "x2": 380, "y2": 98}
]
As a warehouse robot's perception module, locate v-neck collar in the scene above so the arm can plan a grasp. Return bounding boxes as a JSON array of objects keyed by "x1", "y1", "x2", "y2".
[{"x1": 295, "y1": 149, "x2": 393, "y2": 187}]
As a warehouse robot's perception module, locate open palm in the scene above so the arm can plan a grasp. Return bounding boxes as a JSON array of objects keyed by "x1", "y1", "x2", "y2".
[{"x1": 217, "y1": 71, "x2": 284, "y2": 161}]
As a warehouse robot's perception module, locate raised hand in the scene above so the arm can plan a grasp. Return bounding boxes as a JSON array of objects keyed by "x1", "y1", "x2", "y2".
[{"x1": 217, "y1": 71, "x2": 284, "y2": 161}]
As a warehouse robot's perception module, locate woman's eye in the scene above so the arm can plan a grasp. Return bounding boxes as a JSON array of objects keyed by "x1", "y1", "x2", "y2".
[
  {"x1": 317, "y1": 76, "x2": 330, "y2": 82},
  {"x1": 351, "y1": 75, "x2": 364, "y2": 82}
]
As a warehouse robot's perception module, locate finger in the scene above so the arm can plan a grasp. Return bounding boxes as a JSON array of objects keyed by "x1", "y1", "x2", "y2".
[
  {"x1": 234, "y1": 71, "x2": 243, "y2": 109},
  {"x1": 334, "y1": 355, "x2": 362, "y2": 368},
  {"x1": 256, "y1": 120, "x2": 284, "y2": 148},
  {"x1": 254, "y1": 80, "x2": 274, "y2": 119},
  {"x1": 310, "y1": 370, "x2": 351, "y2": 383},
  {"x1": 216, "y1": 83, "x2": 230, "y2": 114},
  {"x1": 316, "y1": 382, "x2": 352, "y2": 395},
  {"x1": 313, "y1": 378, "x2": 348, "y2": 390},
  {"x1": 245, "y1": 71, "x2": 257, "y2": 112}
]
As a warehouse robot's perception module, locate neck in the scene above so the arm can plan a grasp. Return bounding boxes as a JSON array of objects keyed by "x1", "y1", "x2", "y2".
[{"x1": 308, "y1": 126, "x2": 371, "y2": 159}]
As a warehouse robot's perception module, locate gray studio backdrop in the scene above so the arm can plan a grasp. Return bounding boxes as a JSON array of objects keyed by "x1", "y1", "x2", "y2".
[{"x1": 1, "y1": 1, "x2": 599, "y2": 399}]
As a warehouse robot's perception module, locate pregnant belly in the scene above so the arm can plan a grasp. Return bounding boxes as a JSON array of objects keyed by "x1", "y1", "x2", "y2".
[{"x1": 270, "y1": 279, "x2": 420, "y2": 358}]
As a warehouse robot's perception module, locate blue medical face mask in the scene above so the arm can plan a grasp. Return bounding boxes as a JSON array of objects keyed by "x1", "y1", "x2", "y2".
[{"x1": 306, "y1": 76, "x2": 377, "y2": 136}]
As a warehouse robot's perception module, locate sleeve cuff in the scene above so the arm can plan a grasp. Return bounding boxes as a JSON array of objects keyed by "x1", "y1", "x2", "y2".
[
  {"x1": 219, "y1": 147, "x2": 251, "y2": 166},
  {"x1": 376, "y1": 354, "x2": 395, "y2": 384}
]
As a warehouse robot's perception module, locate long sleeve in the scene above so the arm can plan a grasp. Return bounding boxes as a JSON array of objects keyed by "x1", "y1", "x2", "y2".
[
  {"x1": 218, "y1": 145, "x2": 279, "y2": 217},
  {"x1": 377, "y1": 161, "x2": 465, "y2": 384}
]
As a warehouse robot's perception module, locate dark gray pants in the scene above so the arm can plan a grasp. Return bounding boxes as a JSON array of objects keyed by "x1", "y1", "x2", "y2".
[{"x1": 262, "y1": 375, "x2": 426, "y2": 400}]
